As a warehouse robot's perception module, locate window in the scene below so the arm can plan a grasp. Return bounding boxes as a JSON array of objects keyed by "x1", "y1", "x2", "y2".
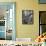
[
  {"x1": 39, "y1": 0, "x2": 46, "y2": 4},
  {"x1": 39, "y1": 11, "x2": 46, "y2": 35}
]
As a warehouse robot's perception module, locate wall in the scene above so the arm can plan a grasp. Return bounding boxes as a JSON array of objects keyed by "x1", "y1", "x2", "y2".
[
  {"x1": 16, "y1": 0, "x2": 39, "y2": 40},
  {"x1": 0, "y1": 0, "x2": 46, "y2": 41}
]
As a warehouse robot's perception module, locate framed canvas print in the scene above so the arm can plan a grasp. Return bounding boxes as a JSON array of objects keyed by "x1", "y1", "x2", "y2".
[
  {"x1": 0, "y1": 2, "x2": 16, "y2": 40},
  {"x1": 22, "y1": 10, "x2": 33, "y2": 24},
  {"x1": 39, "y1": 0, "x2": 46, "y2": 4}
]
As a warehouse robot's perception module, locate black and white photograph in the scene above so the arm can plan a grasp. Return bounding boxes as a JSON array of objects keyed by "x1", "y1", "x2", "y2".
[{"x1": 22, "y1": 10, "x2": 33, "y2": 24}]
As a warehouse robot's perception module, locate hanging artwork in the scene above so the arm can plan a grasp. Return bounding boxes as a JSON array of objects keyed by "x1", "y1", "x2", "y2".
[{"x1": 22, "y1": 10, "x2": 33, "y2": 24}]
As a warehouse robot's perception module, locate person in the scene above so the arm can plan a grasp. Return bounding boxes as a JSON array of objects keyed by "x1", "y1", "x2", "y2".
[
  {"x1": 35, "y1": 34, "x2": 44, "y2": 42},
  {"x1": 42, "y1": 39, "x2": 46, "y2": 46},
  {"x1": 43, "y1": 34, "x2": 46, "y2": 38}
]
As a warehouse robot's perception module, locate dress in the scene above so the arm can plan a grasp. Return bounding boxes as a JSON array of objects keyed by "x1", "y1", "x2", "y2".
[{"x1": 42, "y1": 42, "x2": 46, "y2": 46}]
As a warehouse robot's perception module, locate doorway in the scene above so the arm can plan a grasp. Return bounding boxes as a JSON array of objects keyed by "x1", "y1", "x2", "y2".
[{"x1": 0, "y1": 2, "x2": 16, "y2": 40}]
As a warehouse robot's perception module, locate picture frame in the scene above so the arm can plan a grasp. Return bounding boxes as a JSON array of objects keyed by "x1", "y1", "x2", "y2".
[
  {"x1": 22, "y1": 10, "x2": 33, "y2": 24},
  {"x1": 39, "y1": 0, "x2": 46, "y2": 4}
]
